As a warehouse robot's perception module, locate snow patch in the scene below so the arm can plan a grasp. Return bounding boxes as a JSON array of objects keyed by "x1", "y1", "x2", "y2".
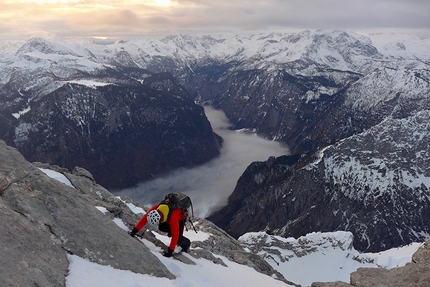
[
  {"x1": 12, "y1": 106, "x2": 31, "y2": 119},
  {"x1": 38, "y1": 168, "x2": 73, "y2": 187},
  {"x1": 67, "y1": 79, "x2": 113, "y2": 88},
  {"x1": 117, "y1": 197, "x2": 146, "y2": 215}
]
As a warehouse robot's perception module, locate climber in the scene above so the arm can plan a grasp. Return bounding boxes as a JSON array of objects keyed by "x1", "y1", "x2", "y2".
[{"x1": 128, "y1": 193, "x2": 191, "y2": 258}]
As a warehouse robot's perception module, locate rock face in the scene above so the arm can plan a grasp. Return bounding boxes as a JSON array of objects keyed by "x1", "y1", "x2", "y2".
[
  {"x1": 0, "y1": 140, "x2": 296, "y2": 286},
  {"x1": 0, "y1": 140, "x2": 174, "y2": 287},
  {"x1": 1, "y1": 70, "x2": 221, "y2": 189},
  {"x1": 312, "y1": 240, "x2": 430, "y2": 287},
  {"x1": 209, "y1": 110, "x2": 430, "y2": 252}
]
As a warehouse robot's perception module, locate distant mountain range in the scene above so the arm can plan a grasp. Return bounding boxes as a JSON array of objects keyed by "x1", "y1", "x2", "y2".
[{"x1": 0, "y1": 30, "x2": 429, "y2": 252}]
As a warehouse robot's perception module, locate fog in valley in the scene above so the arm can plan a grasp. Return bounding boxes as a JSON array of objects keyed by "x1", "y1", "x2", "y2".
[{"x1": 115, "y1": 106, "x2": 290, "y2": 217}]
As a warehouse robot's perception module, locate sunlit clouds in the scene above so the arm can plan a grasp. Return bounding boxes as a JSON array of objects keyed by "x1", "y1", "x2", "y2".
[
  {"x1": 0, "y1": 0, "x2": 429, "y2": 39},
  {"x1": 0, "y1": 0, "x2": 179, "y2": 38}
]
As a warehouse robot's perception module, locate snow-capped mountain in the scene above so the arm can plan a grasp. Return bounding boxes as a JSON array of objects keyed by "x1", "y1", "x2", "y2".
[
  {"x1": 1, "y1": 30, "x2": 429, "y2": 254},
  {"x1": 206, "y1": 38, "x2": 430, "y2": 251},
  {"x1": 0, "y1": 38, "x2": 227, "y2": 189}
]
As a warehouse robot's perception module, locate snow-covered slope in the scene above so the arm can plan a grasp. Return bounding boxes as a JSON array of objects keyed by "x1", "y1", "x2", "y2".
[
  {"x1": 239, "y1": 231, "x2": 422, "y2": 287},
  {"x1": 68, "y1": 189, "x2": 422, "y2": 287},
  {"x1": 67, "y1": 217, "x2": 292, "y2": 287},
  {"x1": 367, "y1": 33, "x2": 430, "y2": 60}
]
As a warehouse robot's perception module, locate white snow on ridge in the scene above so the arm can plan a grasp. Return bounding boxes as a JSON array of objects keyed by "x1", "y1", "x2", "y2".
[
  {"x1": 67, "y1": 79, "x2": 113, "y2": 88},
  {"x1": 366, "y1": 242, "x2": 424, "y2": 269},
  {"x1": 1, "y1": 30, "x2": 429, "y2": 78},
  {"x1": 367, "y1": 33, "x2": 430, "y2": 59},
  {"x1": 117, "y1": 198, "x2": 146, "y2": 215},
  {"x1": 12, "y1": 106, "x2": 31, "y2": 119},
  {"x1": 239, "y1": 231, "x2": 422, "y2": 287},
  {"x1": 95, "y1": 206, "x2": 109, "y2": 214}
]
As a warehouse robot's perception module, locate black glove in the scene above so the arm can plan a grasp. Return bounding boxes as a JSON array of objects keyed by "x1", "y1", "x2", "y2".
[
  {"x1": 128, "y1": 227, "x2": 138, "y2": 237},
  {"x1": 163, "y1": 248, "x2": 174, "y2": 257}
]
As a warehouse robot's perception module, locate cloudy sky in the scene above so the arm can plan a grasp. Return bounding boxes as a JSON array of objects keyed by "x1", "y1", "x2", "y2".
[{"x1": 0, "y1": 0, "x2": 429, "y2": 39}]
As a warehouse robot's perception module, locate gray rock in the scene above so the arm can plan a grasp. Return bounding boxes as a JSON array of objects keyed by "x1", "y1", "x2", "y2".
[
  {"x1": 349, "y1": 240, "x2": 430, "y2": 287},
  {"x1": 72, "y1": 166, "x2": 96, "y2": 182},
  {"x1": 188, "y1": 249, "x2": 227, "y2": 267},
  {"x1": 0, "y1": 140, "x2": 174, "y2": 287}
]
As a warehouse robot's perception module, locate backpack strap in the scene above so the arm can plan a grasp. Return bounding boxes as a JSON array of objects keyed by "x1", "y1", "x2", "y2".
[{"x1": 190, "y1": 201, "x2": 194, "y2": 218}]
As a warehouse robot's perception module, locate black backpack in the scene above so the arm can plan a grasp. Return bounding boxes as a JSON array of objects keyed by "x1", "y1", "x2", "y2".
[
  {"x1": 162, "y1": 192, "x2": 192, "y2": 214},
  {"x1": 161, "y1": 192, "x2": 197, "y2": 233}
]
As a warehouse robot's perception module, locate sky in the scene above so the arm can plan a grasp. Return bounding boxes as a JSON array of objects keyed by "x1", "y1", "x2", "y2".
[{"x1": 0, "y1": 0, "x2": 429, "y2": 40}]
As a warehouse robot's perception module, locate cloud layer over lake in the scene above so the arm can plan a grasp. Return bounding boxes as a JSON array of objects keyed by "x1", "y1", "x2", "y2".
[{"x1": 115, "y1": 106, "x2": 290, "y2": 217}]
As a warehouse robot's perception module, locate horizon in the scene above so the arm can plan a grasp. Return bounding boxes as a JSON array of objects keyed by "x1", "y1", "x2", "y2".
[{"x1": 1, "y1": 28, "x2": 429, "y2": 44}]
